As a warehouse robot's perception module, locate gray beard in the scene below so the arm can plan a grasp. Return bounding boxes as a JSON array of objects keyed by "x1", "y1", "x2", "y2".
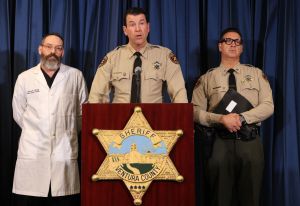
[{"x1": 41, "y1": 58, "x2": 60, "y2": 71}]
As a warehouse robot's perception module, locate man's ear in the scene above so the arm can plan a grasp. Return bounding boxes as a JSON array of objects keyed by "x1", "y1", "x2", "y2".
[
  {"x1": 38, "y1": 45, "x2": 42, "y2": 55},
  {"x1": 218, "y1": 43, "x2": 222, "y2": 52},
  {"x1": 123, "y1": 26, "x2": 128, "y2": 36}
]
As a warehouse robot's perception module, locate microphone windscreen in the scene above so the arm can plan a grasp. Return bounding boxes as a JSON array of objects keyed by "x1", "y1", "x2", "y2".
[{"x1": 135, "y1": 66, "x2": 142, "y2": 73}]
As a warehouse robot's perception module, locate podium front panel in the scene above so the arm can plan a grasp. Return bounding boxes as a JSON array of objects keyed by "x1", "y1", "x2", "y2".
[{"x1": 81, "y1": 103, "x2": 195, "y2": 206}]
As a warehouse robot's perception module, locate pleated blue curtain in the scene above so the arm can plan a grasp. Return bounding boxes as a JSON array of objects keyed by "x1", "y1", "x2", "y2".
[
  {"x1": 0, "y1": 1, "x2": 14, "y2": 204},
  {"x1": 262, "y1": 0, "x2": 300, "y2": 205},
  {"x1": 0, "y1": 0, "x2": 299, "y2": 206}
]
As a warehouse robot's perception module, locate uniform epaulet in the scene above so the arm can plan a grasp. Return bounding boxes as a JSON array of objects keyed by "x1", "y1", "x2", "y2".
[
  {"x1": 115, "y1": 45, "x2": 126, "y2": 50},
  {"x1": 243, "y1": 64, "x2": 254, "y2": 67},
  {"x1": 206, "y1": 68, "x2": 215, "y2": 73},
  {"x1": 149, "y1": 44, "x2": 160, "y2": 48}
]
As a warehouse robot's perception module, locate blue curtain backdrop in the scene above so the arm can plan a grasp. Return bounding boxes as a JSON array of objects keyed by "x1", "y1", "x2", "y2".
[{"x1": 0, "y1": 0, "x2": 299, "y2": 205}]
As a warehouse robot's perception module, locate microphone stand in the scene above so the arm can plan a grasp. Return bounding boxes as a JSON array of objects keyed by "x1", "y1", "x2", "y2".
[{"x1": 135, "y1": 66, "x2": 142, "y2": 103}]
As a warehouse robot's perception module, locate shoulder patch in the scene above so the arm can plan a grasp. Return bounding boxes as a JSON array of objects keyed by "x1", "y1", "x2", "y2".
[
  {"x1": 262, "y1": 72, "x2": 269, "y2": 81},
  {"x1": 99, "y1": 56, "x2": 108, "y2": 67},
  {"x1": 169, "y1": 52, "x2": 179, "y2": 64},
  {"x1": 194, "y1": 77, "x2": 202, "y2": 88},
  {"x1": 194, "y1": 74, "x2": 206, "y2": 89}
]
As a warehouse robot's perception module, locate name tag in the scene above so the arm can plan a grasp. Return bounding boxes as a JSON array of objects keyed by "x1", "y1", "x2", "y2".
[
  {"x1": 226, "y1": 100, "x2": 237, "y2": 112},
  {"x1": 27, "y1": 89, "x2": 40, "y2": 94}
]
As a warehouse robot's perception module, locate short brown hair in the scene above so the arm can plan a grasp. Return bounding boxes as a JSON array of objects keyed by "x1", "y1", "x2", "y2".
[
  {"x1": 219, "y1": 27, "x2": 243, "y2": 42},
  {"x1": 41, "y1": 33, "x2": 64, "y2": 46},
  {"x1": 123, "y1": 7, "x2": 149, "y2": 26}
]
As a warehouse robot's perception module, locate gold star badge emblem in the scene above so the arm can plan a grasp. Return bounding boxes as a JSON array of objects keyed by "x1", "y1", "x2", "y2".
[{"x1": 91, "y1": 106, "x2": 184, "y2": 205}]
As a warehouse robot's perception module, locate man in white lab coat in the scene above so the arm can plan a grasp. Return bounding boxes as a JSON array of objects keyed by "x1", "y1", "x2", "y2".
[{"x1": 12, "y1": 33, "x2": 88, "y2": 206}]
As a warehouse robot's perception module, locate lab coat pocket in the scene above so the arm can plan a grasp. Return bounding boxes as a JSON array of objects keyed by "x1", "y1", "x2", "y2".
[
  {"x1": 58, "y1": 94, "x2": 78, "y2": 132},
  {"x1": 53, "y1": 131, "x2": 78, "y2": 160},
  {"x1": 18, "y1": 130, "x2": 39, "y2": 158},
  {"x1": 59, "y1": 94, "x2": 78, "y2": 116}
]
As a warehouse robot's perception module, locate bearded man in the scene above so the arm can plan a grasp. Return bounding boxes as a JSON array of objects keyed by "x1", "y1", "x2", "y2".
[{"x1": 12, "y1": 33, "x2": 88, "y2": 206}]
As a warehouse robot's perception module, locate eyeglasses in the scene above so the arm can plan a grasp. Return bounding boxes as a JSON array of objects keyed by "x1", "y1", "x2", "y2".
[
  {"x1": 41, "y1": 44, "x2": 63, "y2": 52},
  {"x1": 220, "y1": 38, "x2": 243, "y2": 46}
]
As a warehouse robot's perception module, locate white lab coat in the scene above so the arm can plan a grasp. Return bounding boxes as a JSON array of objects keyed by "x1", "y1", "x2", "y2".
[{"x1": 12, "y1": 63, "x2": 88, "y2": 197}]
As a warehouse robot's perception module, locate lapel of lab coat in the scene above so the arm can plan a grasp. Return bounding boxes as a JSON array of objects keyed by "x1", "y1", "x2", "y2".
[
  {"x1": 51, "y1": 63, "x2": 67, "y2": 89},
  {"x1": 32, "y1": 63, "x2": 68, "y2": 89},
  {"x1": 32, "y1": 63, "x2": 49, "y2": 89}
]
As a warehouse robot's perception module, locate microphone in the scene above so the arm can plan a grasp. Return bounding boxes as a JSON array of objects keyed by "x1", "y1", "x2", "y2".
[
  {"x1": 134, "y1": 66, "x2": 142, "y2": 79},
  {"x1": 134, "y1": 66, "x2": 142, "y2": 102}
]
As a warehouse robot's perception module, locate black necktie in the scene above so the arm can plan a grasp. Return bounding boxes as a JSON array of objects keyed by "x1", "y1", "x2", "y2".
[
  {"x1": 228, "y1": 69, "x2": 236, "y2": 91},
  {"x1": 130, "y1": 52, "x2": 142, "y2": 103}
]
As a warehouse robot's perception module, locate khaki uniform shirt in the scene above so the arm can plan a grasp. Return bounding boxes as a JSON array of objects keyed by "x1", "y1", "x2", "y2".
[
  {"x1": 192, "y1": 63, "x2": 274, "y2": 126},
  {"x1": 88, "y1": 43, "x2": 188, "y2": 103}
]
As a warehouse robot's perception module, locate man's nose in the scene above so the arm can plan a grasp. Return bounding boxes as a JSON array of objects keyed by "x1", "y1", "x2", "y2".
[
  {"x1": 50, "y1": 47, "x2": 56, "y2": 53},
  {"x1": 135, "y1": 25, "x2": 141, "y2": 31}
]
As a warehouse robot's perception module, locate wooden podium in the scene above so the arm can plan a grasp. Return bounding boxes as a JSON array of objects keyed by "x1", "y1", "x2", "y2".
[{"x1": 81, "y1": 103, "x2": 195, "y2": 206}]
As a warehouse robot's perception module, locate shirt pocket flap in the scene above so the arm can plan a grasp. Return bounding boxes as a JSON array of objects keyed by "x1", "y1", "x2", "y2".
[
  {"x1": 241, "y1": 81, "x2": 259, "y2": 91},
  {"x1": 210, "y1": 86, "x2": 227, "y2": 94},
  {"x1": 144, "y1": 70, "x2": 161, "y2": 80},
  {"x1": 112, "y1": 72, "x2": 130, "y2": 81}
]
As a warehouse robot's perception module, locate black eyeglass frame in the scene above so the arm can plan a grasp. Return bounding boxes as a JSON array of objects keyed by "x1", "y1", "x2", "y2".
[{"x1": 219, "y1": 38, "x2": 243, "y2": 46}]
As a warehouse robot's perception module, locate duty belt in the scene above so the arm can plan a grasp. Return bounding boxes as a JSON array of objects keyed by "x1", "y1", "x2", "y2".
[{"x1": 217, "y1": 125, "x2": 260, "y2": 141}]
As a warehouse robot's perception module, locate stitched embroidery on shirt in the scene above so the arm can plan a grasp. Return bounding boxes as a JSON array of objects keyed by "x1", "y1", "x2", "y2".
[
  {"x1": 27, "y1": 89, "x2": 40, "y2": 94},
  {"x1": 169, "y1": 52, "x2": 179, "y2": 64},
  {"x1": 99, "y1": 56, "x2": 108, "y2": 67},
  {"x1": 194, "y1": 78, "x2": 202, "y2": 88},
  {"x1": 262, "y1": 73, "x2": 269, "y2": 81},
  {"x1": 241, "y1": 75, "x2": 254, "y2": 84},
  {"x1": 153, "y1": 61, "x2": 161, "y2": 70}
]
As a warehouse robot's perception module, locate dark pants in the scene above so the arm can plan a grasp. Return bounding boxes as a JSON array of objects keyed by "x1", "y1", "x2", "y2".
[
  {"x1": 206, "y1": 136, "x2": 264, "y2": 206},
  {"x1": 12, "y1": 192, "x2": 80, "y2": 206}
]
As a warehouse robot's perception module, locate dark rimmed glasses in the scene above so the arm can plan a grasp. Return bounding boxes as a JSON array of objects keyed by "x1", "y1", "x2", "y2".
[{"x1": 220, "y1": 38, "x2": 243, "y2": 46}]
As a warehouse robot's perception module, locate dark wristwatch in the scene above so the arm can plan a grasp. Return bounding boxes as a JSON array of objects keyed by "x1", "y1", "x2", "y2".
[{"x1": 239, "y1": 115, "x2": 246, "y2": 124}]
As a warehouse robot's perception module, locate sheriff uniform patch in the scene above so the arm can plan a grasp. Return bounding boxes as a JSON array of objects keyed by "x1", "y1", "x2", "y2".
[
  {"x1": 169, "y1": 52, "x2": 179, "y2": 64},
  {"x1": 194, "y1": 77, "x2": 202, "y2": 88},
  {"x1": 195, "y1": 78, "x2": 201, "y2": 88},
  {"x1": 262, "y1": 73, "x2": 269, "y2": 81},
  {"x1": 99, "y1": 56, "x2": 108, "y2": 67}
]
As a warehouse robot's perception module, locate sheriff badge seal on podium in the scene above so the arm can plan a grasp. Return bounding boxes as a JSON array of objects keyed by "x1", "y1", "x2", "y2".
[{"x1": 91, "y1": 106, "x2": 184, "y2": 205}]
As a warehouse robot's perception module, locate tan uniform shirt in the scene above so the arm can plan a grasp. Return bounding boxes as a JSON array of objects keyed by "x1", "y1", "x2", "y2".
[
  {"x1": 88, "y1": 43, "x2": 188, "y2": 103},
  {"x1": 192, "y1": 63, "x2": 274, "y2": 126}
]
